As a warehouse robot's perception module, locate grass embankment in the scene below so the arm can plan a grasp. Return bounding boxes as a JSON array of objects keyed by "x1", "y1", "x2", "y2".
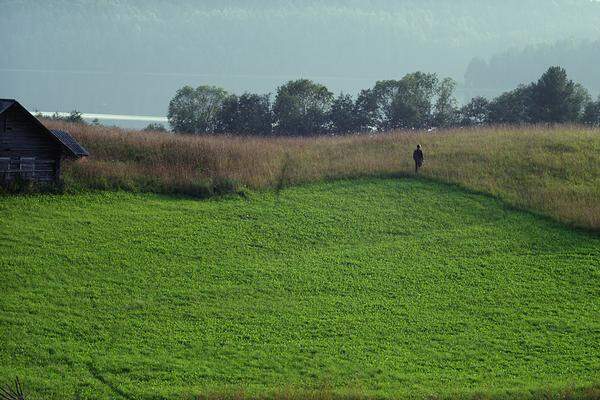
[
  {"x1": 1, "y1": 179, "x2": 599, "y2": 399},
  {"x1": 45, "y1": 121, "x2": 600, "y2": 230}
]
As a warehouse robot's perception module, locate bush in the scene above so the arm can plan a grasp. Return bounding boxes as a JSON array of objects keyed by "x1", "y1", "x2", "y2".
[
  {"x1": 143, "y1": 123, "x2": 168, "y2": 132},
  {"x1": 0, "y1": 175, "x2": 64, "y2": 195},
  {"x1": 211, "y1": 176, "x2": 241, "y2": 196}
]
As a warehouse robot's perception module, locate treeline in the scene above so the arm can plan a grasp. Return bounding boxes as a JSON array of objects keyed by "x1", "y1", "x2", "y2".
[{"x1": 167, "y1": 67, "x2": 600, "y2": 136}]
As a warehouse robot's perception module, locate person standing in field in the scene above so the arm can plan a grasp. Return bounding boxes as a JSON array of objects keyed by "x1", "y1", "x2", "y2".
[{"x1": 413, "y1": 144, "x2": 424, "y2": 173}]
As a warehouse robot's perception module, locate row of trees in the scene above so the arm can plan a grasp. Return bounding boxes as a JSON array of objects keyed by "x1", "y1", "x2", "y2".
[
  {"x1": 461, "y1": 66, "x2": 598, "y2": 126},
  {"x1": 167, "y1": 73, "x2": 464, "y2": 135},
  {"x1": 167, "y1": 67, "x2": 600, "y2": 136}
]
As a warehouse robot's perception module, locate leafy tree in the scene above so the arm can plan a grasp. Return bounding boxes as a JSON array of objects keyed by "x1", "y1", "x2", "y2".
[
  {"x1": 168, "y1": 85, "x2": 228, "y2": 134},
  {"x1": 572, "y1": 84, "x2": 593, "y2": 122},
  {"x1": 273, "y1": 79, "x2": 333, "y2": 136},
  {"x1": 487, "y1": 85, "x2": 534, "y2": 124},
  {"x1": 354, "y1": 88, "x2": 379, "y2": 132},
  {"x1": 433, "y1": 77, "x2": 459, "y2": 128},
  {"x1": 217, "y1": 93, "x2": 272, "y2": 135},
  {"x1": 460, "y1": 96, "x2": 490, "y2": 126},
  {"x1": 216, "y1": 95, "x2": 237, "y2": 133},
  {"x1": 582, "y1": 97, "x2": 600, "y2": 126},
  {"x1": 366, "y1": 80, "x2": 402, "y2": 131},
  {"x1": 361, "y1": 72, "x2": 439, "y2": 131},
  {"x1": 390, "y1": 72, "x2": 439, "y2": 129},
  {"x1": 330, "y1": 93, "x2": 360, "y2": 134},
  {"x1": 530, "y1": 66, "x2": 590, "y2": 123}
]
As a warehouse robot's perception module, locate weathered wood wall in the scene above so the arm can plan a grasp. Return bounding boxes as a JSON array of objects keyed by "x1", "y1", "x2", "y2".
[{"x1": 0, "y1": 107, "x2": 62, "y2": 183}]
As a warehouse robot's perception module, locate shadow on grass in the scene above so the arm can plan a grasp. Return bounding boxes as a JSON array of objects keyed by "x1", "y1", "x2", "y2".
[
  {"x1": 85, "y1": 363, "x2": 136, "y2": 400},
  {"x1": 312, "y1": 171, "x2": 600, "y2": 236},
  {"x1": 193, "y1": 383, "x2": 600, "y2": 400}
]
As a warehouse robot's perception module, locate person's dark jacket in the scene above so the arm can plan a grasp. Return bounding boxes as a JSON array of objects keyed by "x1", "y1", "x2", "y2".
[{"x1": 413, "y1": 148, "x2": 424, "y2": 165}]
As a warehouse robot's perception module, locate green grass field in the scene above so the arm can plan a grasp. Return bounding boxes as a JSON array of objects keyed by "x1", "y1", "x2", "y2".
[{"x1": 1, "y1": 179, "x2": 599, "y2": 399}]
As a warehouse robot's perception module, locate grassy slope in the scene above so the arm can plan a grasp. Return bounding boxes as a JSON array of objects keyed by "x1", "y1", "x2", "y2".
[
  {"x1": 44, "y1": 121, "x2": 600, "y2": 230},
  {"x1": 1, "y1": 179, "x2": 599, "y2": 399}
]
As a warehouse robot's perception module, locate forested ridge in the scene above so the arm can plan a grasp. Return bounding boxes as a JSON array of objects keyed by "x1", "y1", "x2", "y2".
[
  {"x1": 4, "y1": 0, "x2": 600, "y2": 76},
  {"x1": 466, "y1": 38, "x2": 600, "y2": 97},
  {"x1": 2, "y1": 0, "x2": 600, "y2": 116}
]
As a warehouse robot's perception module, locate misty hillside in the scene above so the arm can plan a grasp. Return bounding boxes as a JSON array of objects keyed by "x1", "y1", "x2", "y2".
[
  {"x1": 2, "y1": 0, "x2": 600, "y2": 117},
  {"x1": 465, "y1": 38, "x2": 600, "y2": 98}
]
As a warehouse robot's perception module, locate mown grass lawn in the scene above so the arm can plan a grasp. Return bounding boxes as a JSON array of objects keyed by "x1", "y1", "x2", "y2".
[{"x1": 1, "y1": 179, "x2": 599, "y2": 400}]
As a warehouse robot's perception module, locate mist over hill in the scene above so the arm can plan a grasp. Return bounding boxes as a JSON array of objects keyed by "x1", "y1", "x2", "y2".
[
  {"x1": 2, "y1": 0, "x2": 600, "y2": 118},
  {"x1": 465, "y1": 38, "x2": 600, "y2": 98}
]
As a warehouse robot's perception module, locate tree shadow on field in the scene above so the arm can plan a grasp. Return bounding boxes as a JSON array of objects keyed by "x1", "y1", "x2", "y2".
[
  {"x1": 274, "y1": 152, "x2": 293, "y2": 205},
  {"x1": 85, "y1": 362, "x2": 136, "y2": 400},
  {"x1": 372, "y1": 171, "x2": 600, "y2": 236}
]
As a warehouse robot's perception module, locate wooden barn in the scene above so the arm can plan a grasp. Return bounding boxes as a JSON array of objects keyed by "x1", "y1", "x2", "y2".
[{"x1": 0, "y1": 99, "x2": 88, "y2": 184}]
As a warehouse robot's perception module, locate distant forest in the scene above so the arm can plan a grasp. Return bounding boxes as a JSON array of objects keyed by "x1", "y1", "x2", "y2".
[
  {"x1": 2, "y1": 0, "x2": 600, "y2": 117},
  {"x1": 466, "y1": 39, "x2": 600, "y2": 98}
]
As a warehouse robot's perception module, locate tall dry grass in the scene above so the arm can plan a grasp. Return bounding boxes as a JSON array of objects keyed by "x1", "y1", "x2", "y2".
[{"x1": 44, "y1": 120, "x2": 600, "y2": 230}]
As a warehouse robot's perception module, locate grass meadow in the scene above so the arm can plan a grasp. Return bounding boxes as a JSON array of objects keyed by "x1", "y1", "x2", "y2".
[
  {"x1": 2, "y1": 122, "x2": 600, "y2": 398},
  {"x1": 44, "y1": 121, "x2": 600, "y2": 230},
  {"x1": 1, "y1": 179, "x2": 599, "y2": 399}
]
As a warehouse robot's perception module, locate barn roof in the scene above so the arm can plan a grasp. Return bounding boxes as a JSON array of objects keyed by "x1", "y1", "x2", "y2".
[
  {"x1": 50, "y1": 130, "x2": 89, "y2": 157},
  {"x1": 0, "y1": 98, "x2": 89, "y2": 158}
]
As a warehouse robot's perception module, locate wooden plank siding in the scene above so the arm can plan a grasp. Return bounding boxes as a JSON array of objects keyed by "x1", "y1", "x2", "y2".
[
  {"x1": 0, "y1": 106, "x2": 62, "y2": 183},
  {"x1": 0, "y1": 157, "x2": 59, "y2": 182}
]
